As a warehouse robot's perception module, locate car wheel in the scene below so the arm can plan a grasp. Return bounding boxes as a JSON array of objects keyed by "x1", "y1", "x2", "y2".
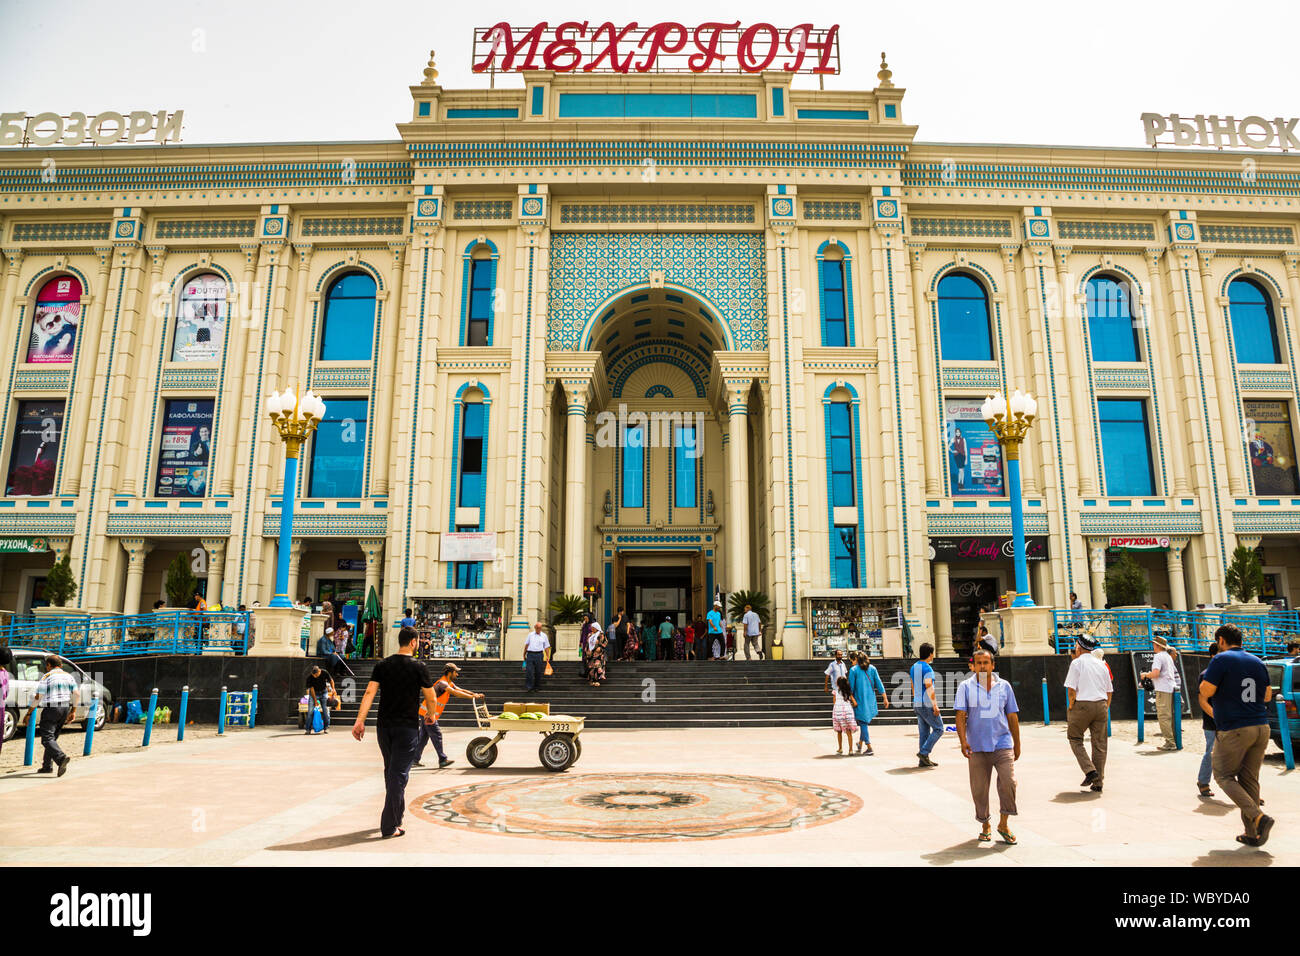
[
  {"x1": 539, "y1": 732, "x2": 575, "y2": 772},
  {"x1": 3, "y1": 707, "x2": 16, "y2": 742}
]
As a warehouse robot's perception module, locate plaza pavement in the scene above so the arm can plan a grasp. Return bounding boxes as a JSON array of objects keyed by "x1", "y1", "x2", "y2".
[{"x1": 0, "y1": 720, "x2": 1294, "y2": 866}]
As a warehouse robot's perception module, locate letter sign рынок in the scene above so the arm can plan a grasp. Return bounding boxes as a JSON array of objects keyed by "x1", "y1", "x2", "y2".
[{"x1": 472, "y1": 22, "x2": 840, "y2": 75}]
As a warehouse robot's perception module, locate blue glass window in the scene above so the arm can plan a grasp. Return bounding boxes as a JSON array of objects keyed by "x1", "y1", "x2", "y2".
[
  {"x1": 454, "y1": 557, "x2": 482, "y2": 589},
  {"x1": 1229, "y1": 278, "x2": 1281, "y2": 365},
  {"x1": 674, "y1": 426, "x2": 698, "y2": 508},
  {"x1": 936, "y1": 273, "x2": 994, "y2": 361},
  {"x1": 1098, "y1": 399, "x2": 1155, "y2": 496},
  {"x1": 833, "y1": 527, "x2": 859, "y2": 588},
  {"x1": 1086, "y1": 276, "x2": 1141, "y2": 362},
  {"x1": 820, "y1": 259, "x2": 848, "y2": 347},
  {"x1": 828, "y1": 402, "x2": 855, "y2": 507},
  {"x1": 622, "y1": 426, "x2": 644, "y2": 508},
  {"x1": 458, "y1": 401, "x2": 486, "y2": 508},
  {"x1": 309, "y1": 398, "x2": 368, "y2": 498},
  {"x1": 319, "y1": 273, "x2": 376, "y2": 361},
  {"x1": 466, "y1": 258, "x2": 493, "y2": 346}
]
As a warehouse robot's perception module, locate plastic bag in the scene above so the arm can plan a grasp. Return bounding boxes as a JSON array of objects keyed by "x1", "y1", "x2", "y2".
[
  {"x1": 125, "y1": 700, "x2": 143, "y2": 724},
  {"x1": 310, "y1": 706, "x2": 324, "y2": 733}
]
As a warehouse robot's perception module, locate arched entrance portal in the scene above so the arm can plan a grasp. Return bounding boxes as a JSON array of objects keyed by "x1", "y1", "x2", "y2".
[{"x1": 545, "y1": 286, "x2": 769, "y2": 646}]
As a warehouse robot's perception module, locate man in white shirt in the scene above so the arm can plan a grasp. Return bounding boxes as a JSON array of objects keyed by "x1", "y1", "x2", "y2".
[
  {"x1": 1141, "y1": 636, "x2": 1179, "y2": 750},
  {"x1": 741, "y1": 604, "x2": 763, "y2": 660},
  {"x1": 823, "y1": 649, "x2": 848, "y2": 694},
  {"x1": 27, "y1": 655, "x2": 79, "y2": 776},
  {"x1": 523, "y1": 622, "x2": 551, "y2": 693},
  {"x1": 1064, "y1": 635, "x2": 1113, "y2": 792}
]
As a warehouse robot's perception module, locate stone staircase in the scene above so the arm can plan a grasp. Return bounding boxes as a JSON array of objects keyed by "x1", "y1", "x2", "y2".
[{"x1": 328, "y1": 658, "x2": 964, "y2": 730}]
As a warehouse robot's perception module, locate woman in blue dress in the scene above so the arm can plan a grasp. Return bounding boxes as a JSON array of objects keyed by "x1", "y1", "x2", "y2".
[{"x1": 848, "y1": 651, "x2": 889, "y2": 755}]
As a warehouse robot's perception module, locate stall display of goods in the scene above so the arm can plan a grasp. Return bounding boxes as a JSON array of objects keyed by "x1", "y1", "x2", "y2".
[
  {"x1": 810, "y1": 599, "x2": 899, "y2": 658},
  {"x1": 411, "y1": 598, "x2": 504, "y2": 659}
]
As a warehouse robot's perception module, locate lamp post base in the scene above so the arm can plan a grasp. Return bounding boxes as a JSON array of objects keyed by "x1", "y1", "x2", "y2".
[
  {"x1": 995, "y1": 605, "x2": 1054, "y2": 656},
  {"x1": 248, "y1": 606, "x2": 308, "y2": 658}
]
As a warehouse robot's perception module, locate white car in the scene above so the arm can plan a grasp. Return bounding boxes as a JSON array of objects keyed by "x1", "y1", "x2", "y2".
[{"x1": 3, "y1": 648, "x2": 113, "y2": 741}]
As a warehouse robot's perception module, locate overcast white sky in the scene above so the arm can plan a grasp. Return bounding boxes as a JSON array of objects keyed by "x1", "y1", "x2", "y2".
[{"x1": 1, "y1": 0, "x2": 1297, "y2": 148}]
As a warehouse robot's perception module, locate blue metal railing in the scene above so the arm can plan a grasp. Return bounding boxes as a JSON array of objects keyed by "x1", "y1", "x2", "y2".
[
  {"x1": 1052, "y1": 608, "x2": 1296, "y2": 657},
  {"x1": 0, "y1": 609, "x2": 251, "y2": 659}
]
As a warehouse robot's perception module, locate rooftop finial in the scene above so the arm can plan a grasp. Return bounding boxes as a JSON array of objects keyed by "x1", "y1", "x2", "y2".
[
  {"x1": 422, "y1": 50, "x2": 439, "y2": 86},
  {"x1": 877, "y1": 51, "x2": 894, "y2": 88}
]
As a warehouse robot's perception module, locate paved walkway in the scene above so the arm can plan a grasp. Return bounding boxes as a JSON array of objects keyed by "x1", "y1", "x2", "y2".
[{"x1": 0, "y1": 721, "x2": 1293, "y2": 866}]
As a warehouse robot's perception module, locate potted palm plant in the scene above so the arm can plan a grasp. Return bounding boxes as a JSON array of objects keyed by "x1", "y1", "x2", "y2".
[
  {"x1": 548, "y1": 593, "x2": 589, "y2": 662},
  {"x1": 727, "y1": 589, "x2": 775, "y2": 658}
]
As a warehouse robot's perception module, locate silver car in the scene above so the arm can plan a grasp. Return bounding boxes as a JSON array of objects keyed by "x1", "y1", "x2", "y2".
[{"x1": 2, "y1": 648, "x2": 113, "y2": 741}]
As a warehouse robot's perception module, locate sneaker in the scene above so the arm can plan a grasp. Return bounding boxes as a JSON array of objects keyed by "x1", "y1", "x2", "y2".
[
  {"x1": 1090, "y1": 783, "x2": 1103, "y2": 792},
  {"x1": 57, "y1": 757, "x2": 70, "y2": 777},
  {"x1": 1159, "y1": 741, "x2": 1178, "y2": 751},
  {"x1": 920, "y1": 755, "x2": 938, "y2": 768},
  {"x1": 36, "y1": 767, "x2": 54, "y2": 774},
  {"x1": 439, "y1": 758, "x2": 455, "y2": 768},
  {"x1": 1081, "y1": 770, "x2": 1099, "y2": 788}
]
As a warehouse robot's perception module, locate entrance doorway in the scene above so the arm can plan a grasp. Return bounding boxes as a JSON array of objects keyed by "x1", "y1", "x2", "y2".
[
  {"x1": 626, "y1": 565, "x2": 693, "y2": 628},
  {"x1": 949, "y1": 576, "x2": 1001, "y2": 656}
]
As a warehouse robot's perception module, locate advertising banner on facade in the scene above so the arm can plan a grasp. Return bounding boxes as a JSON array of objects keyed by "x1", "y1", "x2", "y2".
[
  {"x1": 944, "y1": 399, "x2": 1004, "y2": 496},
  {"x1": 26, "y1": 277, "x2": 81, "y2": 364},
  {"x1": 1108, "y1": 536, "x2": 1169, "y2": 550},
  {"x1": 155, "y1": 399, "x2": 213, "y2": 497},
  {"x1": 439, "y1": 532, "x2": 497, "y2": 562},
  {"x1": 1244, "y1": 399, "x2": 1300, "y2": 494},
  {"x1": 0, "y1": 537, "x2": 49, "y2": 553},
  {"x1": 5, "y1": 400, "x2": 64, "y2": 496},
  {"x1": 171, "y1": 274, "x2": 228, "y2": 363},
  {"x1": 930, "y1": 536, "x2": 1048, "y2": 562}
]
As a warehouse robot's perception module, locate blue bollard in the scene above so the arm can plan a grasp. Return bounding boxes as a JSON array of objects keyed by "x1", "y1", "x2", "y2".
[
  {"x1": 1173, "y1": 690, "x2": 1183, "y2": 750},
  {"x1": 1041, "y1": 678, "x2": 1050, "y2": 726},
  {"x1": 250, "y1": 683, "x2": 258, "y2": 730},
  {"x1": 177, "y1": 686, "x2": 189, "y2": 741},
  {"x1": 1276, "y1": 698, "x2": 1295, "y2": 771},
  {"x1": 23, "y1": 706, "x2": 38, "y2": 767},
  {"x1": 83, "y1": 695, "x2": 98, "y2": 756},
  {"x1": 1137, "y1": 685, "x2": 1145, "y2": 744},
  {"x1": 218, "y1": 685, "x2": 228, "y2": 735},
  {"x1": 142, "y1": 687, "x2": 159, "y2": 747},
  {"x1": 1107, "y1": 705, "x2": 1112, "y2": 738}
]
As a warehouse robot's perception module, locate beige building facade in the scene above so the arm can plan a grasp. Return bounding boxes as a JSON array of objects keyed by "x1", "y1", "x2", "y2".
[{"x1": 2, "y1": 54, "x2": 1300, "y2": 657}]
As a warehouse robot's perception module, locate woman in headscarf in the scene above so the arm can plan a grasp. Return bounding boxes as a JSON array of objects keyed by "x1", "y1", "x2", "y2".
[
  {"x1": 622, "y1": 617, "x2": 640, "y2": 661},
  {"x1": 586, "y1": 619, "x2": 607, "y2": 687}
]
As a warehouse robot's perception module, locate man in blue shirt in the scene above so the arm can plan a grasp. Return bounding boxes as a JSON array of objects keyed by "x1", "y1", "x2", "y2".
[
  {"x1": 400, "y1": 607, "x2": 417, "y2": 629},
  {"x1": 955, "y1": 648, "x2": 1021, "y2": 843},
  {"x1": 1199, "y1": 624, "x2": 1275, "y2": 847},
  {"x1": 910, "y1": 642, "x2": 943, "y2": 767},
  {"x1": 706, "y1": 601, "x2": 724, "y2": 661}
]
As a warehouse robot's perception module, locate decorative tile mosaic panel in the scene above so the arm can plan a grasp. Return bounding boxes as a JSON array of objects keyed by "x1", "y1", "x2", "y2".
[
  {"x1": 559, "y1": 204, "x2": 756, "y2": 224},
  {"x1": 160, "y1": 368, "x2": 219, "y2": 390},
  {"x1": 260, "y1": 514, "x2": 387, "y2": 537},
  {"x1": 452, "y1": 200, "x2": 512, "y2": 220},
  {"x1": 300, "y1": 216, "x2": 404, "y2": 237},
  {"x1": 0, "y1": 515, "x2": 77, "y2": 535},
  {"x1": 941, "y1": 366, "x2": 1002, "y2": 390},
  {"x1": 547, "y1": 233, "x2": 767, "y2": 351},
  {"x1": 902, "y1": 162, "x2": 1300, "y2": 196},
  {"x1": 0, "y1": 161, "x2": 412, "y2": 193},
  {"x1": 1233, "y1": 512, "x2": 1300, "y2": 534},
  {"x1": 11, "y1": 369, "x2": 70, "y2": 391},
  {"x1": 410, "y1": 141, "x2": 907, "y2": 169},
  {"x1": 802, "y1": 201, "x2": 863, "y2": 221},
  {"x1": 106, "y1": 515, "x2": 233, "y2": 536},
  {"x1": 1238, "y1": 369, "x2": 1293, "y2": 391},
  {"x1": 1058, "y1": 220, "x2": 1156, "y2": 241},
  {"x1": 311, "y1": 367, "x2": 371, "y2": 390},
  {"x1": 154, "y1": 219, "x2": 256, "y2": 239},
  {"x1": 1077, "y1": 513, "x2": 1203, "y2": 535},
  {"x1": 12, "y1": 221, "x2": 111, "y2": 241},
  {"x1": 909, "y1": 217, "x2": 1012, "y2": 238},
  {"x1": 1200, "y1": 224, "x2": 1296, "y2": 245},
  {"x1": 1094, "y1": 368, "x2": 1151, "y2": 390},
  {"x1": 926, "y1": 514, "x2": 1050, "y2": 535}
]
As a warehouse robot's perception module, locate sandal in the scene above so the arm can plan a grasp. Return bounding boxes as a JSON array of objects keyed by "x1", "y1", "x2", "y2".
[
  {"x1": 383, "y1": 827, "x2": 406, "y2": 839},
  {"x1": 1235, "y1": 834, "x2": 1260, "y2": 847},
  {"x1": 996, "y1": 828, "x2": 1017, "y2": 845},
  {"x1": 979, "y1": 828, "x2": 992, "y2": 842}
]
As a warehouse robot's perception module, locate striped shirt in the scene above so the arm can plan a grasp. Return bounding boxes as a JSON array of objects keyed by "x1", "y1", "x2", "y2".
[{"x1": 35, "y1": 668, "x2": 78, "y2": 706}]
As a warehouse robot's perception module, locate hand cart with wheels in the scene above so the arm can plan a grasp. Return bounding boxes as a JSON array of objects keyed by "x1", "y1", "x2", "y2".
[{"x1": 466, "y1": 700, "x2": 586, "y2": 772}]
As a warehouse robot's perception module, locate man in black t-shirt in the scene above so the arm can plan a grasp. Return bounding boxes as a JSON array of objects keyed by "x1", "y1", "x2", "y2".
[
  {"x1": 304, "y1": 665, "x2": 335, "y2": 734},
  {"x1": 352, "y1": 626, "x2": 437, "y2": 838}
]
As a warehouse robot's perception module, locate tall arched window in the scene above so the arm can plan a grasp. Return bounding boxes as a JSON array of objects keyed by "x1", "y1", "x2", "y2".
[
  {"x1": 825, "y1": 389, "x2": 860, "y2": 589},
  {"x1": 1085, "y1": 275, "x2": 1141, "y2": 362},
  {"x1": 1229, "y1": 277, "x2": 1282, "y2": 365},
  {"x1": 452, "y1": 389, "x2": 489, "y2": 588},
  {"x1": 26, "y1": 276, "x2": 83, "y2": 365},
  {"x1": 464, "y1": 248, "x2": 495, "y2": 346},
  {"x1": 172, "y1": 273, "x2": 228, "y2": 362},
  {"x1": 319, "y1": 272, "x2": 377, "y2": 361},
  {"x1": 936, "y1": 273, "x2": 993, "y2": 361},
  {"x1": 819, "y1": 249, "x2": 849, "y2": 347}
]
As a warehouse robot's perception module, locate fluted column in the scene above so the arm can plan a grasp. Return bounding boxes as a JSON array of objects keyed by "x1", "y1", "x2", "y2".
[
  {"x1": 1053, "y1": 245, "x2": 1098, "y2": 495},
  {"x1": 286, "y1": 538, "x2": 305, "y2": 604},
  {"x1": 1003, "y1": 245, "x2": 1045, "y2": 497},
  {"x1": 906, "y1": 243, "x2": 942, "y2": 495},
  {"x1": 1196, "y1": 250, "x2": 1248, "y2": 496},
  {"x1": 215, "y1": 243, "x2": 261, "y2": 497},
  {"x1": 932, "y1": 559, "x2": 953, "y2": 655},
  {"x1": 60, "y1": 247, "x2": 113, "y2": 494},
  {"x1": 1089, "y1": 540, "x2": 1107, "y2": 609},
  {"x1": 1143, "y1": 251, "x2": 1192, "y2": 496},
  {"x1": 200, "y1": 537, "x2": 228, "y2": 607},
  {"x1": 726, "y1": 382, "x2": 752, "y2": 591},
  {"x1": 369, "y1": 242, "x2": 407, "y2": 496},
  {"x1": 359, "y1": 538, "x2": 385, "y2": 604},
  {"x1": 563, "y1": 384, "x2": 589, "y2": 595},
  {"x1": 1166, "y1": 538, "x2": 1188, "y2": 612},
  {"x1": 119, "y1": 538, "x2": 152, "y2": 616}
]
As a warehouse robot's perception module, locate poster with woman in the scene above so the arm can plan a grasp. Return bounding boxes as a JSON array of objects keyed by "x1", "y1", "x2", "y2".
[
  {"x1": 26, "y1": 276, "x2": 82, "y2": 364},
  {"x1": 944, "y1": 399, "x2": 1005, "y2": 496},
  {"x1": 155, "y1": 399, "x2": 214, "y2": 497},
  {"x1": 4, "y1": 400, "x2": 64, "y2": 496},
  {"x1": 171, "y1": 274, "x2": 228, "y2": 363}
]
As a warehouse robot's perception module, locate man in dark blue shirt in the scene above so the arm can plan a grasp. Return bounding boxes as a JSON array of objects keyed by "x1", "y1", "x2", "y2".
[{"x1": 1199, "y1": 625, "x2": 1275, "y2": 847}]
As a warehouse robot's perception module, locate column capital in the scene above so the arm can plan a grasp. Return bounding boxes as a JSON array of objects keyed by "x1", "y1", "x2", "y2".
[
  {"x1": 199, "y1": 536, "x2": 228, "y2": 556},
  {"x1": 47, "y1": 537, "x2": 73, "y2": 562},
  {"x1": 545, "y1": 351, "x2": 609, "y2": 412},
  {"x1": 1234, "y1": 534, "x2": 1263, "y2": 552},
  {"x1": 1, "y1": 247, "x2": 24, "y2": 274},
  {"x1": 359, "y1": 538, "x2": 386, "y2": 562},
  {"x1": 118, "y1": 537, "x2": 153, "y2": 560}
]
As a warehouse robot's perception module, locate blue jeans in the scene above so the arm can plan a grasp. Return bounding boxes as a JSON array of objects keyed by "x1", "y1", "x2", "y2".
[
  {"x1": 915, "y1": 706, "x2": 944, "y2": 756},
  {"x1": 857, "y1": 718, "x2": 872, "y2": 745},
  {"x1": 1198, "y1": 729, "x2": 1216, "y2": 786},
  {"x1": 376, "y1": 723, "x2": 420, "y2": 837},
  {"x1": 524, "y1": 650, "x2": 546, "y2": 692}
]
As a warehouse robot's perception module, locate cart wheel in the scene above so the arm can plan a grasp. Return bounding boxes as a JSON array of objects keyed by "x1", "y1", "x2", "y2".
[
  {"x1": 571, "y1": 735, "x2": 582, "y2": 765},
  {"x1": 539, "y1": 732, "x2": 575, "y2": 772},
  {"x1": 467, "y1": 736, "x2": 498, "y2": 768}
]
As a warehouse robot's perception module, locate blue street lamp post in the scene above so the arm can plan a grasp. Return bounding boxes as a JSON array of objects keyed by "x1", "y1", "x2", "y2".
[
  {"x1": 265, "y1": 387, "x2": 325, "y2": 608},
  {"x1": 981, "y1": 390, "x2": 1039, "y2": 608}
]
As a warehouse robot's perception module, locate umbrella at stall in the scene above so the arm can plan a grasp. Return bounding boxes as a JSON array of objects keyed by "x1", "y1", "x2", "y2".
[{"x1": 359, "y1": 585, "x2": 382, "y2": 658}]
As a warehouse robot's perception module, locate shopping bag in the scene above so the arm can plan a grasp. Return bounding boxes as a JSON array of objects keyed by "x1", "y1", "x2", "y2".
[
  {"x1": 310, "y1": 706, "x2": 324, "y2": 733},
  {"x1": 125, "y1": 700, "x2": 143, "y2": 724},
  {"x1": 544, "y1": 662, "x2": 554, "y2": 676}
]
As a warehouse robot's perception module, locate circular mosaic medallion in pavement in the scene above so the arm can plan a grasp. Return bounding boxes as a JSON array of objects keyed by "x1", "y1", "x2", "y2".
[{"x1": 410, "y1": 772, "x2": 861, "y2": 842}]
